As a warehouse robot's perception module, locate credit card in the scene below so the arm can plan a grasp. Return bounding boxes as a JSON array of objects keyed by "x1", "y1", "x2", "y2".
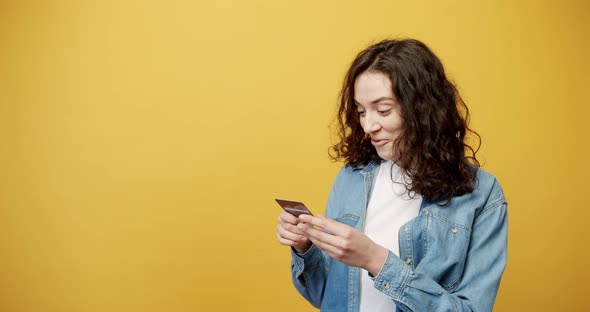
[{"x1": 275, "y1": 199, "x2": 313, "y2": 217}]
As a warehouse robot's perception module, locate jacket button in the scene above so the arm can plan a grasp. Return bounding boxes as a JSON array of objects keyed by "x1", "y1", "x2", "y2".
[
  {"x1": 451, "y1": 227, "x2": 458, "y2": 234},
  {"x1": 405, "y1": 258, "x2": 412, "y2": 264},
  {"x1": 384, "y1": 283, "x2": 390, "y2": 289},
  {"x1": 403, "y1": 226, "x2": 409, "y2": 232}
]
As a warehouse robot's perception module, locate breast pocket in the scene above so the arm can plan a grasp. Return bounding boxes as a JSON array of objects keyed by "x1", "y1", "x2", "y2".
[
  {"x1": 334, "y1": 213, "x2": 360, "y2": 228},
  {"x1": 423, "y1": 211, "x2": 471, "y2": 291}
]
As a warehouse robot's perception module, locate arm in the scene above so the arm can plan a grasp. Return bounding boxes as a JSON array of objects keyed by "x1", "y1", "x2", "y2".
[
  {"x1": 298, "y1": 191, "x2": 508, "y2": 312},
  {"x1": 374, "y1": 196, "x2": 508, "y2": 312},
  {"x1": 286, "y1": 169, "x2": 345, "y2": 308},
  {"x1": 290, "y1": 243, "x2": 330, "y2": 308},
  {"x1": 277, "y1": 210, "x2": 327, "y2": 308}
]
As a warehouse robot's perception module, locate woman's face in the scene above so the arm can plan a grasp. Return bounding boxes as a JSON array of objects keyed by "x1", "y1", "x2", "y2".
[{"x1": 354, "y1": 70, "x2": 404, "y2": 161}]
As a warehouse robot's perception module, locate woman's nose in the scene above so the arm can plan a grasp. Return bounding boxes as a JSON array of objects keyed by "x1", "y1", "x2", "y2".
[{"x1": 362, "y1": 113, "x2": 381, "y2": 133}]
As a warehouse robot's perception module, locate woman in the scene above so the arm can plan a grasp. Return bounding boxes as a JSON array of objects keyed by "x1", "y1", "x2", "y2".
[{"x1": 276, "y1": 39, "x2": 507, "y2": 312}]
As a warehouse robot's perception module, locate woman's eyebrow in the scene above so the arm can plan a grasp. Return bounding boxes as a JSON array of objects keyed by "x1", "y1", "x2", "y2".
[{"x1": 354, "y1": 96, "x2": 395, "y2": 106}]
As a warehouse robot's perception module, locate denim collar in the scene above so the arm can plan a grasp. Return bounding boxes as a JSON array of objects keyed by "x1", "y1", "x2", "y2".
[{"x1": 351, "y1": 160, "x2": 381, "y2": 173}]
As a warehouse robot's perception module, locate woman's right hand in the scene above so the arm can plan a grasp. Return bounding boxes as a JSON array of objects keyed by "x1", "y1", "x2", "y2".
[{"x1": 276, "y1": 211, "x2": 312, "y2": 254}]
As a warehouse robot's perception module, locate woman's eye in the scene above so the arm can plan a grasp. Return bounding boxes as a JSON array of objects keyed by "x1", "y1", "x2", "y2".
[
  {"x1": 378, "y1": 109, "x2": 391, "y2": 115},
  {"x1": 357, "y1": 111, "x2": 366, "y2": 117}
]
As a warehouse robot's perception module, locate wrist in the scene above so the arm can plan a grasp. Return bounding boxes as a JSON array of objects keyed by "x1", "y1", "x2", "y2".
[
  {"x1": 366, "y1": 244, "x2": 388, "y2": 276},
  {"x1": 294, "y1": 241, "x2": 312, "y2": 254}
]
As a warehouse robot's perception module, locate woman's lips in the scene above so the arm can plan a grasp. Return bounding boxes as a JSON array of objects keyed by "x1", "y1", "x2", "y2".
[{"x1": 371, "y1": 139, "x2": 390, "y2": 147}]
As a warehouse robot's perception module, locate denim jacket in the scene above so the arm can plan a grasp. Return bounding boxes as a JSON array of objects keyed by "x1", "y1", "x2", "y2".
[{"x1": 290, "y1": 162, "x2": 508, "y2": 311}]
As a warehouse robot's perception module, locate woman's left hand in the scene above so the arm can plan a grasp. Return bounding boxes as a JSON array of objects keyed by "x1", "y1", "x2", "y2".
[{"x1": 297, "y1": 214, "x2": 388, "y2": 276}]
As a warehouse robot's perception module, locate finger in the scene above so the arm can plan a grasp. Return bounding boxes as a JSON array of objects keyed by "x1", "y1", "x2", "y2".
[
  {"x1": 277, "y1": 223, "x2": 308, "y2": 243},
  {"x1": 277, "y1": 231, "x2": 302, "y2": 246},
  {"x1": 299, "y1": 214, "x2": 348, "y2": 236},
  {"x1": 297, "y1": 214, "x2": 332, "y2": 234},
  {"x1": 279, "y1": 211, "x2": 299, "y2": 225},
  {"x1": 298, "y1": 214, "x2": 313, "y2": 223},
  {"x1": 278, "y1": 216, "x2": 306, "y2": 236},
  {"x1": 297, "y1": 222, "x2": 342, "y2": 248},
  {"x1": 307, "y1": 236, "x2": 344, "y2": 260}
]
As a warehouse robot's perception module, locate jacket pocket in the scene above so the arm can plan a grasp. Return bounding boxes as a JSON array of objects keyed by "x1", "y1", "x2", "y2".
[
  {"x1": 423, "y1": 211, "x2": 471, "y2": 291},
  {"x1": 335, "y1": 213, "x2": 360, "y2": 227}
]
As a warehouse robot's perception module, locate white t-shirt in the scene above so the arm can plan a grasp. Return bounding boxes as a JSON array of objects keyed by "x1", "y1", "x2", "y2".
[{"x1": 360, "y1": 160, "x2": 422, "y2": 311}]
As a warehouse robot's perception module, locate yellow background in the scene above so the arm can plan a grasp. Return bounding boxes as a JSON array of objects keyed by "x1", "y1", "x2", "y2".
[{"x1": 1, "y1": 0, "x2": 588, "y2": 311}]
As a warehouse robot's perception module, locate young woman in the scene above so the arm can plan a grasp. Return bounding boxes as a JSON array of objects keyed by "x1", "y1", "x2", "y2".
[{"x1": 276, "y1": 39, "x2": 508, "y2": 312}]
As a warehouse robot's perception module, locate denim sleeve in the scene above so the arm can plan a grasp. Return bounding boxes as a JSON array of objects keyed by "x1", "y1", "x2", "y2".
[
  {"x1": 290, "y1": 168, "x2": 344, "y2": 308},
  {"x1": 290, "y1": 244, "x2": 329, "y2": 308},
  {"x1": 372, "y1": 194, "x2": 508, "y2": 312}
]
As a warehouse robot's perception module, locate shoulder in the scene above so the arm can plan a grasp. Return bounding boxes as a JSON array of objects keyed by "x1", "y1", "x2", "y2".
[
  {"x1": 473, "y1": 167, "x2": 506, "y2": 208},
  {"x1": 425, "y1": 167, "x2": 507, "y2": 225},
  {"x1": 447, "y1": 167, "x2": 507, "y2": 220}
]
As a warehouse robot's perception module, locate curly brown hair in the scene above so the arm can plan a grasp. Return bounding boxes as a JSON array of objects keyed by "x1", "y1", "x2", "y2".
[{"x1": 330, "y1": 39, "x2": 481, "y2": 203}]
